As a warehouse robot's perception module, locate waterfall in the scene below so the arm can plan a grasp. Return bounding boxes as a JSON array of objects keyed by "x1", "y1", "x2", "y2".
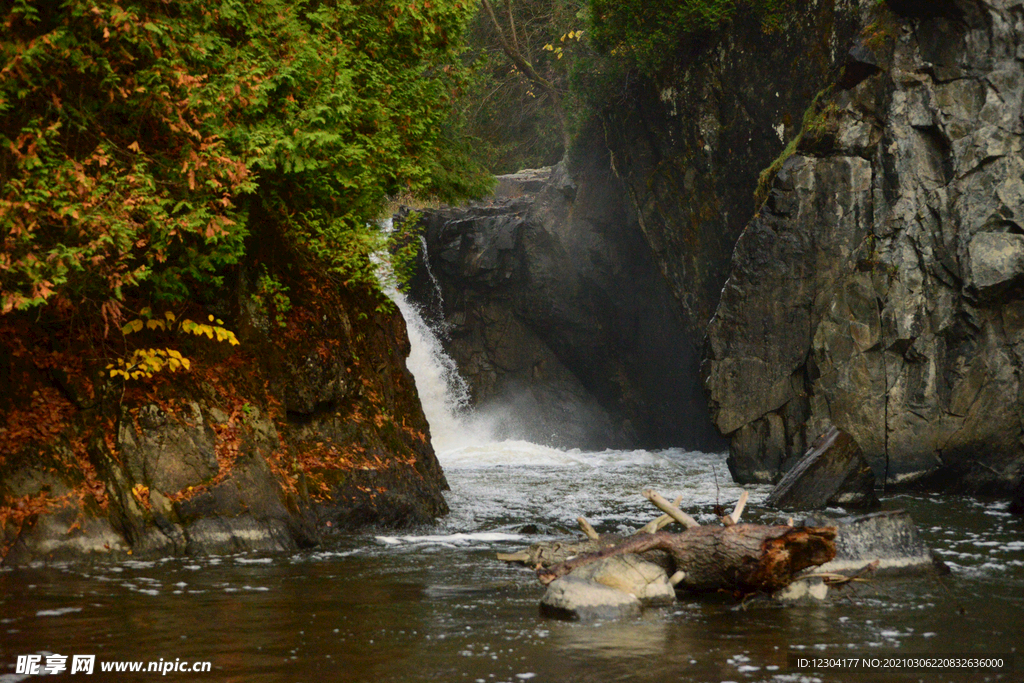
[
  {"x1": 376, "y1": 219, "x2": 493, "y2": 454},
  {"x1": 377, "y1": 219, "x2": 582, "y2": 468},
  {"x1": 390, "y1": 288, "x2": 490, "y2": 452}
]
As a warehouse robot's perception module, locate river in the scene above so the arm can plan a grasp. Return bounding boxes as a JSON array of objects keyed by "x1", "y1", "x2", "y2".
[{"x1": 1, "y1": 290, "x2": 1022, "y2": 683}]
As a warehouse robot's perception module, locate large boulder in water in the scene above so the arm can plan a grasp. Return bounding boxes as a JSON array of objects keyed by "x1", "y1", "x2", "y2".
[
  {"x1": 801, "y1": 510, "x2": 945, "y2": 575},
  {"x1": 540, "y1": 575, "x2": 642, "y2": 621},
  {"x1": 764, "y1": 427, "x2": 878, "y2": 511}
]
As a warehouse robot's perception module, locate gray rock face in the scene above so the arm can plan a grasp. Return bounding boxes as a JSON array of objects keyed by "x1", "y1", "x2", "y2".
[
  {"x1": 540, "y1": 575, "x2": 642, "y2": 621},
  {"x1": 703, "y1": 0, "x2": 1024, "y2": 496},
  {"x1": 765, "y1": 427, "x2": 879, "y2": 511},
  {"x1": 600, "y1": 2, "x2": 866, "y2": 341},
  {"x1": 408, "y1": 151, "x2": 723, "y2": 450}
]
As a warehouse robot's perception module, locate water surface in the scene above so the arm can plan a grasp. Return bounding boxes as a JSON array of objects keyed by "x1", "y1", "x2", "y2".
[{"x1": 2, "y1": 446, "x2": 1022, "y2": 683}]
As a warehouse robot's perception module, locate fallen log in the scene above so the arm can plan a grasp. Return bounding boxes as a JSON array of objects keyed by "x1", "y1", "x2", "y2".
[{"x1": 538, "y1": 524, "x2": 837, "y2": 593}]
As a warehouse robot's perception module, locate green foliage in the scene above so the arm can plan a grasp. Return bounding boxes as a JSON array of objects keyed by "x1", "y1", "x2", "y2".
[
  {"x1": 386, "y1": 211, "x2": 425, "y2": 295},
  {"x1": 254, "y1": 271, "x2": 291, "y2": 329},
  {"x1": 753, "y1": 88, "x2": 836, "y2": 209},
  {"x1": 106, "y1": 308, "x2": 238, "y2": 380},
  {"x1": 588, "y1": 0, "x2": 793, "y2": 74},
  {"x1": 1, "y1": 0, "x2": 489, "y2": 318}
]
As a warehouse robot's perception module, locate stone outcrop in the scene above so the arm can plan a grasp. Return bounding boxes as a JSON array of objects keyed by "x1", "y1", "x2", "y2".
[
  {"x1": 0, "y1": 272, "x2": 448, "y2": 565},
  {"x1": 539, "y1": 575, "x2": 642, "y2": 621},
  {"x1": 568, "y1": 554, "x2": 677, "y2": 606},
  {"x1": 407, "y1": 148, "x2": 722, "y2": 450},
  {"x1": 703, "y1": 0, "x2": 1024, "y2": 497},
  {"x1": 801, "y1": 510, "x2": 946, "y2": 575}
]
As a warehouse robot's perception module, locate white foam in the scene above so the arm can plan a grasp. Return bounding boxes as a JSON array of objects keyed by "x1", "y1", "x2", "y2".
[
  {"x1": 36, "y1": 607, "x2": 82, "y2": 617},
  {"x1": 375, "y1": 532, "x2": 524, "y2": 546}
]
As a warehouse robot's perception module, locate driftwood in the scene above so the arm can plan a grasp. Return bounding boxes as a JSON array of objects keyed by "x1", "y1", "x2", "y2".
[
  {"x1": 530, "y1": 488, "x2": 837, "y2": 594},
  {"x1": 538, "y1": 524, "x2": 837, "y2": 593}
]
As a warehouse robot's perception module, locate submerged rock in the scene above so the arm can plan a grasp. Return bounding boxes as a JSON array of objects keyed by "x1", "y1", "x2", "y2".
[
  {"x1": 774, "y1": 578, "x2": 830, "y2": 603},
  {"x1": 764, "y1": 427, "x2": 879, "y2": 511},
  {"x1": 540, "y1": 575, "x2": 642, "y2": 622}
]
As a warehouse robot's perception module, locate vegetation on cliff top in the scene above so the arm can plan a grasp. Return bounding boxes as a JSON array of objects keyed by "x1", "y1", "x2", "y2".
[
  {"x1": 588, "y1": 0, "x2": 795, "y2": 76},
  {"x1": 1, "y1": 0, "x2": 490, "y2": 320},
  {"x1": 462, "y1": 0, "x2": 799, "y2": 174}
]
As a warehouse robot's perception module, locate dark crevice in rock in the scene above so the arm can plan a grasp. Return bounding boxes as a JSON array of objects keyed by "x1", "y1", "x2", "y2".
[{"x1": 407, "y1": 147, "x2": 724, "y2": 451}]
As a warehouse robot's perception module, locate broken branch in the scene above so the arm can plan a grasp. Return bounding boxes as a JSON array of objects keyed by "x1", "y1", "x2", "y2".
[
  {"x1": 721, "y1": 491, "x2": 749, "y2": 527},
  {"x1": 642, "y1": 489, "x2": 700, "y2": 529},
  {"x1": 576, "y1": 516, "x2": 600, "y2": 541}
]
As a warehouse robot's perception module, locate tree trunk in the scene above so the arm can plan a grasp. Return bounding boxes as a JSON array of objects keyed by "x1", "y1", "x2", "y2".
[{"x1": 538, "y1": 525, "x2": 837, "y2": 593}]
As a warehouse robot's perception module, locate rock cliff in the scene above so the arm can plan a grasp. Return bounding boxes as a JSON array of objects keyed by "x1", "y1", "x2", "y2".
[
  {"x1": 703, "y1": 0, "x2": 1024, "y2": 495},
  {"x1": 601, "y1": 1, "x2": 866, "y2": 338},
  {"x1": 407, "y1": 148, "x2": 722, "y2": 450},
  {"x1": 0, "y1": 268, "x2": 448, "y2": 565}
]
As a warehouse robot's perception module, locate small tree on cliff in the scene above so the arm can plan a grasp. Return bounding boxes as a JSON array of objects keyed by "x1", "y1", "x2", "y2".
[{"x1": 461, "y1": 0, "x2": 587, "y2": 171}]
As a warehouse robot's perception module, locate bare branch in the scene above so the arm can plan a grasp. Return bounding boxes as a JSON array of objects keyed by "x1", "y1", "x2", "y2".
[
  {"x1": 642, "y1": 489, "x2": 700, "y2": 529},
  {"x1": 576, "y1": 516, "x2": 600, "y2": 541},
  {"x1": 721, "y1": 490, "x2": 749, "y2": 527}
]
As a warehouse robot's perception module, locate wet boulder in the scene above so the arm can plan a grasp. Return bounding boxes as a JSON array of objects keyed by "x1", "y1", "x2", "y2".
[
  {"x1": 569, "y1": 554, "x2": 676, "y2": 606},
  {"x1": 540, "y1": 575, "x2": 641, "y2": 621},
  {"x1": 774, "y1": 577, "x2": 830, "y2": 603},
  {"x1": 801, "y1": 510, "x2": 945, "y2": 575},
  {"x1": 764, "y1": 427, "x2": 878, "y2": 511}
]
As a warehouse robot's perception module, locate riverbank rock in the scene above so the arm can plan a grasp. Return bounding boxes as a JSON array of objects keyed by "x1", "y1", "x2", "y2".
[
  {"x1": 702, "y1": 0, "x2": 1024, "y2": 499},
  {"x1": 802, "y1": 510, "x2": 945, "y2": 575},
  {"x1": 1011, "y1": 478, "x2": 1024, "y2": 515},
  {"x1": 540, "y1": 575, "x2": 642, "y2": 621},
  {"x1": 0, "y1": 269, "x2": 448, "y2": 566},
  {"x1": 405, "y1": 150, "x2": 723, "y2": 451},
  {"x1": 764, "y1": 427, "x2": 879, "y2": 511},
  {"x1": 569, "y1": 554, "x2": 676, "y2": 606}
]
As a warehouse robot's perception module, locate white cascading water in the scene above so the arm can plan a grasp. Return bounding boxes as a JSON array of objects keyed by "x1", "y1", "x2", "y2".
[
  {"x1": 377, "y1": 219, "x2": 593, "y2": 467},
  {"x1": 388, "y1": 283, "x2": 491, "y2": 454},
  {"x1": 375, "y1": 218, "x2": 494, "y2": 454}
]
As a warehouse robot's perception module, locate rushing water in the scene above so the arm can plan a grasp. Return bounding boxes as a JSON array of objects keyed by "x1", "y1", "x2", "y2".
[{"x1": 2, "y1": 291, "x2": 1023, "y2": 683}]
